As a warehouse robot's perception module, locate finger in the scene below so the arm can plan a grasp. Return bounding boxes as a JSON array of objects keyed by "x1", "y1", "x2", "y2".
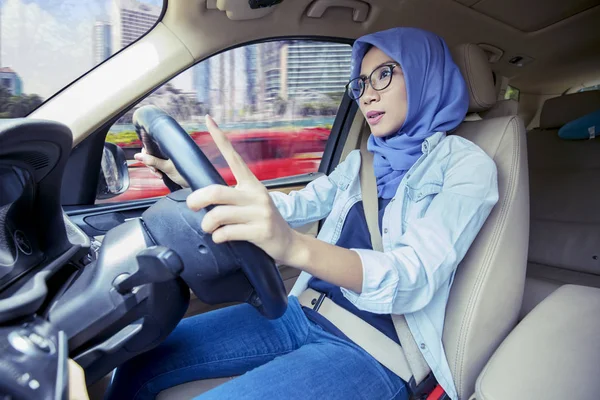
[
  {"x1": 205, "y1": 115, "x2": 257, "y2": 184},
  {"x1": 137, "y1": 153, "x2": 169, "y2": 171},
  {"x1": 211, "y1": 223, "x2": 258, "y2": 244},
  {"x1": 151, "y1": 169, "x2": 163, "y2": 179},
  {"x1": 201, "y1": 205, "x2": 255, "y2": 233},
  {"x1": 187, "y1": 184, "x2": 253, "y2": 211}
]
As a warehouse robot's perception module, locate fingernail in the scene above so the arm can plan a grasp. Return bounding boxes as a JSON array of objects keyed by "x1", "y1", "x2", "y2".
[
  {"x1": 134, "y1": 153, "x2": 142, "y2": 160},
  {"x1": 205, "y1": 114, "x2": 216, "y2": 126}
]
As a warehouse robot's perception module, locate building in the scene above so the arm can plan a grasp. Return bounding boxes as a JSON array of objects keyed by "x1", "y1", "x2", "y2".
[
  {"x1": 244, "y1": 45, "x2": 258, "y2": 111},
  {"x1": 0, "y1": 68, "x2": 22, "y2": 96},
  {"x1": 283, "y1": 42, "x2": 352, "y2": 100},
  {"x1": 260, "y1": 41, "x2": 285, "y2": 104},
  {"x1": 93, "y1": 21, "x2": 112, "y2": 64},
  {"x1": 207, "y1": 53, "x2": 225, "y2": 121},
  {"x1": 193, "y1": 62, "x2": 211, "y2": 111},
  {"x1": 111, "y1": 0, "x2": 162, "y2": 53},
  {"x1": 195, "y1": 41, "x2": 351, "y2": 119}
]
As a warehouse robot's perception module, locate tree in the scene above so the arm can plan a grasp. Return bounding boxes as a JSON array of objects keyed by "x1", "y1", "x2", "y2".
[
  {"x1": 6, "y1": 96, "x2": 30, "y2": 117},
  {"x1": 274, "y1": 96, "x2": 287, "y2": 116},
  {"x1": 0, "y1": 89, "x2": 45, "y2": 118},
  {"x1": 24, "y1": 94, "x2": 43, "y2": 112},
  {"x1": 0, "y1": 86, "x2": 11, "y2": 107}
]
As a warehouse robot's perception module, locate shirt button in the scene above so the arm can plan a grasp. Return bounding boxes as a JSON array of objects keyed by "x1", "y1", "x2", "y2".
[
  {"x1": 420, "y1": 343, "x2": 426, "y2": 350},
  {"x1": 384, "y1": 228, "x2": 388, "y2": 234}
]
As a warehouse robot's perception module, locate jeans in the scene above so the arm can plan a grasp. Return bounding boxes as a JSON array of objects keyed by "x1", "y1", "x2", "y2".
[{"x1": 105, "y1": 296, "x2": 408, "y2": 400}]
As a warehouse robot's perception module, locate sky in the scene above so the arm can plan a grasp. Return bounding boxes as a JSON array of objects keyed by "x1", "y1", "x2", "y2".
[{"x1": 0, "y1": 0, "x2": 164, "y2": 98}]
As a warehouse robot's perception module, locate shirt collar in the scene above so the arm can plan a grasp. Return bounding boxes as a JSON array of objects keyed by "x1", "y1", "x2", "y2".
[{"x1": 421, "y1": 131, "x2": 446, "y2": 155}]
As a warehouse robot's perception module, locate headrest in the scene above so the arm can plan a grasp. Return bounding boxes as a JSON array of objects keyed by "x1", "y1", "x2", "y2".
[
  {"x1": 539, "y1": 91, "x2": 600, "y2": 129},
  {"x1": 451, "y1": 43, "x2": 496, "y2": 113}
]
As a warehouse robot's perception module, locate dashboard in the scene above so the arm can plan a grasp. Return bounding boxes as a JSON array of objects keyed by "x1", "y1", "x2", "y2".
[
  {"x1": 0, "y1": 118, "x2": 86, "y2": 305},
  {"x1": 0, "y1": 164, "x2": 45, "y2": 290}
]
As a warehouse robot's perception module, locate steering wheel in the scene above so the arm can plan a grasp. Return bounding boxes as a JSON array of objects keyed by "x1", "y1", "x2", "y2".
[{"x1": 132, "y1": 105, "x2": 288, "y2": 319}]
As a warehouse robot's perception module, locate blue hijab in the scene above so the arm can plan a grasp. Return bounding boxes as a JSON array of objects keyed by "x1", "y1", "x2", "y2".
[{"x1": 351, "y1": 28, "x2": 469, "y2": 198}]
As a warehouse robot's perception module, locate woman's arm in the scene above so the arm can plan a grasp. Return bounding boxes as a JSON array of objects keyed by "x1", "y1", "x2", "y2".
[
  {"x1": 187, "y1": 116, "x2": 366, "y2": 291},
  {"x1": 341, "y1": 147, "x2": 499, "y2": 314},
  {"x1": 268, "y1": 175, "x2": 337, "y2": 229}
]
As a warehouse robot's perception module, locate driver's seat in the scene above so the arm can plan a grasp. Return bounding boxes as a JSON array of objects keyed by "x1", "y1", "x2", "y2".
[
  {"x1": 442, "y1": 43, "x2": 529, "y2": 398},
  {"x1": 156, "y1": 43, "x2": 529, "y2": 400}
]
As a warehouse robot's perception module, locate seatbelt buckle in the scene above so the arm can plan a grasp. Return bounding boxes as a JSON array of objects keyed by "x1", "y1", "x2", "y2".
[
  {"x1": 408, "y1": 373, "x2": 440, "y2": 400},
  {"x1": 310, "y1": 292, "x2": 326, "y2": 312},
  {"x1": 426, "y1": 385, "x2": 449, "y2": 400}
]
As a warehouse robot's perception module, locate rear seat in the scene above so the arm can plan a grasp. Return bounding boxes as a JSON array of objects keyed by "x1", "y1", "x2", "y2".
[{"x1": 521, "y1": 90, "x2": 600, "y2": 317}]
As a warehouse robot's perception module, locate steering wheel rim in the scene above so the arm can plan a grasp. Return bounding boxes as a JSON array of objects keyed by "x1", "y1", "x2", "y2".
[{"x1": 132, "y1": 105, "x2": 287, "y2": 319}]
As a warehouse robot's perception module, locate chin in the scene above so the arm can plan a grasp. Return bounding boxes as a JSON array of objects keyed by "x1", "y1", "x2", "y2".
[{"x1": 370, "y1": 126, "x2": 397, "y2": 138}]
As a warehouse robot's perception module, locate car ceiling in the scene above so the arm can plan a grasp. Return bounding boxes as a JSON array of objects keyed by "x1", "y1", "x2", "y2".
[{"x1": 165, "y1": 0, "x2": 600, "y2": 95}]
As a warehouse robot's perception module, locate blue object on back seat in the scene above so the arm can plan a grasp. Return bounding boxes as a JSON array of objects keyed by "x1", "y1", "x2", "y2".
[{"x1": 558, "y1": 109, "x2": 600, "y2": 140}]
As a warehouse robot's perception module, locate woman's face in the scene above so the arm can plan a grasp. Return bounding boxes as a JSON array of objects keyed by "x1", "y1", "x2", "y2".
[{"x1": 358, "y1": 46, "x2": 408, "y2": 138}]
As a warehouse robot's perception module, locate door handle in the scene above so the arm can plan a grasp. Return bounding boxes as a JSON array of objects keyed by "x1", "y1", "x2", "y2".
[{"x1": 306, "y1": 0, "x2": 370, "y2": 22}]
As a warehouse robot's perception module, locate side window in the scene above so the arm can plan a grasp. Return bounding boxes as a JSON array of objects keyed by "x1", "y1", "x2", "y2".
[
  {"x1": 100, "y1": 40, "x2": 352, "y2": 203},
  {"x1": 579, "y1": 84, "x2": 600, "y2": 93},
  {"x1": 504, "y1": 85, "x2": 520, "y2": 101}
]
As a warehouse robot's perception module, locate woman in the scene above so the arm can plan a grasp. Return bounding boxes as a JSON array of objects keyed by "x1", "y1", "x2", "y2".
[{"x1": 106, "y1": 27, "x2": 498, "y2": 400}]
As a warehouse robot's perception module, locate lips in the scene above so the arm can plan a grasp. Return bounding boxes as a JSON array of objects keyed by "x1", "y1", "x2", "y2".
[{"x1": 366, "y1": 110, "x2": 385, "y2": 125}]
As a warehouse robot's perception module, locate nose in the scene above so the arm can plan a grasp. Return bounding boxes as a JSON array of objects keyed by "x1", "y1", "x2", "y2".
[{"x1": 362, "y1": 81, "x2": 379, "y2": 104}]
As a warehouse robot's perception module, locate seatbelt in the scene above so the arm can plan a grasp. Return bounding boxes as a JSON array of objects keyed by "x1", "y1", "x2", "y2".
[{"x1": 358, "y1": 127, "x2": 432, "y2": 386}]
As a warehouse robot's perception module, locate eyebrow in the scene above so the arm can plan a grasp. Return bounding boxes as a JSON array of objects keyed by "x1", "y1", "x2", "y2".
[{"x1": 359, "y1": 60, "x2": 396, "y2": 78}]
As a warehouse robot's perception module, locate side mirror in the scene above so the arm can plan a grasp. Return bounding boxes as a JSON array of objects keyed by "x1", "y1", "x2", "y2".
[{"x1": 97, "y1": 142, "x2": 130, "y2": 200}]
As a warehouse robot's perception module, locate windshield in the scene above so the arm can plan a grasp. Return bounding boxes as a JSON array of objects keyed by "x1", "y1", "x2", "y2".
[{"x1": 0, "y1": 0, "x2": 163, "y2": 118}]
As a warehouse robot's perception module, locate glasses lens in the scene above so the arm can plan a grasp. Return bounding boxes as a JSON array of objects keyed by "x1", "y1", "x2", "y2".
[
  {"x1": 347, "y1": 78, "x2": 364, "y2": 100},
  {"x1": 371, "y1": 65, "x2": 394, "y2": 91}
]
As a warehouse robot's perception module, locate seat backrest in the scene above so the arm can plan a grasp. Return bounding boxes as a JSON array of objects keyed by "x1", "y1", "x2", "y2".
[
  {"x1": 445, "y1": 43, "x2": 529, "y2": 399},
  {"x1": 538, "y1": 91, "x2": 600, "y2": 130},
  {"x1": 481, "y1": 99, "x2": 519, "y2": 119},
  {"x1": 525, "y1": 92, "x2": 600, "y2": 296}
]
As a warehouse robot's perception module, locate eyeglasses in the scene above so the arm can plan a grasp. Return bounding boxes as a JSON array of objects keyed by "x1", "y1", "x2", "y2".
[{"x1": 346, "y1": 63, "x2": 399, "y2": 100}]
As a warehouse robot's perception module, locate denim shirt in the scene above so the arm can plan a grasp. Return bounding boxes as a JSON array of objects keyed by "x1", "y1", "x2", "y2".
[{"x1": 270, "y1": 131, "x2": 499, "y2": 399}]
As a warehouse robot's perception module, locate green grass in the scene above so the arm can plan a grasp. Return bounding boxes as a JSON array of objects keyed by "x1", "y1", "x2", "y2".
[{"x1": 106, "y1": 130, "x2": 139, "y2": 145}]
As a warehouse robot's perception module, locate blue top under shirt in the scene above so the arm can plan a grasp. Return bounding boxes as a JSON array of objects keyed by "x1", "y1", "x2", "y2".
[{"x1": 303, "y1": 198, "x2": 400, "y2": 344}]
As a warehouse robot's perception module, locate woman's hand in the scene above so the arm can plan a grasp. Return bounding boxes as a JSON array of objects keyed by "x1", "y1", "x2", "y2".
[
  {"x1": 186, "y1": 115, "x2": 298, "y2": 265},
  {"x1": 134, "y1": 148, "x2": 189, "y2": 188},
  {"x1": 68, "y1": 359, "x2": 90, "y2": 400}
]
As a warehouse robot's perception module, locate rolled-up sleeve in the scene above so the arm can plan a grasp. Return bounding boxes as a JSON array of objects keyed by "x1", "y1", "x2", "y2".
[
  {"x1": 341, "y1": 150, "x2": 499, "y2": 315},
  {"x1": 269, "y1": 174, "x2": 337, "y2": 228}
]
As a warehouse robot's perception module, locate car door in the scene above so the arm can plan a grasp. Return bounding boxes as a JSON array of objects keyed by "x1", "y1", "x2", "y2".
[{"x1": 62, "y1": 38, "x2": 358, "y2": 317}]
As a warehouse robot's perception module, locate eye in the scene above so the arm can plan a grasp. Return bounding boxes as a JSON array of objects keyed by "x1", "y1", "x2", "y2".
[{"x1": 379, "y1": 67, "x2": 392, "y2": 80}]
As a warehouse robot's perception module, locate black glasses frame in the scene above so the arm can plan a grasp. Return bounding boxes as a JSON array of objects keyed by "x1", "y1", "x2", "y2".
[{"x1": 345, "y1": 63, "x2": 399, "y2": 100}]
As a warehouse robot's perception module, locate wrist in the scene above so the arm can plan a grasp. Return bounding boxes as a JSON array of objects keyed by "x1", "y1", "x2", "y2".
[{"x1": 281, "y1": 230, "x2": 310, "y2": 268}]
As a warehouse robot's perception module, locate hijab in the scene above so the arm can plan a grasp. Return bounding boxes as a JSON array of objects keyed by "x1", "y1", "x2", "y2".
[{"x1": 351, "y1": 28, "x2": 469, "y2": 198}]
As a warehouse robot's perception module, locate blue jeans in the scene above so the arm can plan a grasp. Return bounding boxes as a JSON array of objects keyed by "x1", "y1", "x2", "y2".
[{"x1": 105, "y1": 296, "x2": 408, "y2": 400}]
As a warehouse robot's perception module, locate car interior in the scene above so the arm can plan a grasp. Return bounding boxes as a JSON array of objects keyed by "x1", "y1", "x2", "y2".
[{"x1": 1, "y1": 0, "x2": 599, "y2": 399}]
